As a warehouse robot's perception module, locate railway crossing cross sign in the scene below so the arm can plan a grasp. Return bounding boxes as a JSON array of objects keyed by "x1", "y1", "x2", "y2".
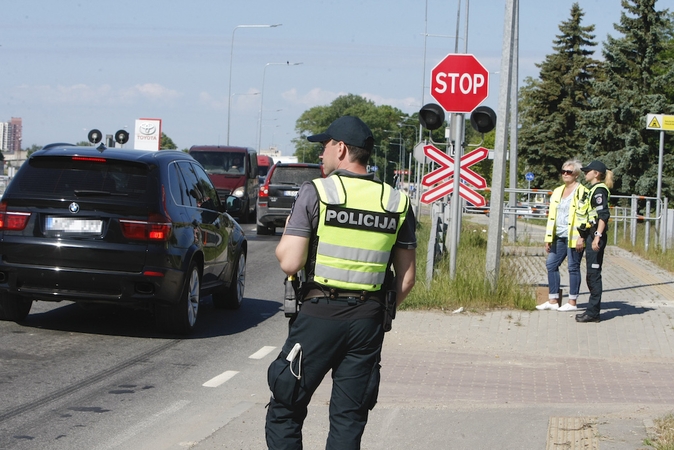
[{"x1": 421, "y1": 145, "x2": 488, "y2": 206}]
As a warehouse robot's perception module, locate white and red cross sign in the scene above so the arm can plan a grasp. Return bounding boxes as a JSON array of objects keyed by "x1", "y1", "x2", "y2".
[{"x1": 421, "y1": 145, "x2": 488, "y2": 206}]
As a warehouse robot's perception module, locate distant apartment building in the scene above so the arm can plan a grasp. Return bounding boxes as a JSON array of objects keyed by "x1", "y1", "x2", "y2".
[{"x1": 0, "y1": 117, "x2": 22, "y2": 153}]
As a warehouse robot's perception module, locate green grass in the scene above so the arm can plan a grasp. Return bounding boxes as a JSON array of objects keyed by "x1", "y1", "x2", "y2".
[
  {"x1": 613, "y1": 221, "x2": 674, "y2": 274},
  {"x1": 644, "y1": 413, "x2": 674, "y2": 449},
  {"x1": 401, "y1": 216, "x2": 536, "y2": 312}
]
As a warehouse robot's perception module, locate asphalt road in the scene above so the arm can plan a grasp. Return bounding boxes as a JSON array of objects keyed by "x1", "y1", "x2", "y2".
[{"x1": 0, "y1": 225, "x2": 289, "y2": 450}]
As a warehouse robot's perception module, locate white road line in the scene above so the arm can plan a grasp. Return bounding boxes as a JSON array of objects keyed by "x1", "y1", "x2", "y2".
[
  {"x1": 94, "y1": 400, "x2": 190, "y2": 450},
  {"x1": 202, "y1": 370, "x2": 239, "y2": 388},
  {"x1": 249, "y1": 346, "x2": 277, "y2": 360}
]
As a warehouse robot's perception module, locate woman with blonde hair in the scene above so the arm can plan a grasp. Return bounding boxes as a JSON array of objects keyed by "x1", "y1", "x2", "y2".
[
  {"x1": 537, "y1": 159, "x2": 589, "y2": 311},
  {"x1": 575, "y1": 160, "x2": 613, "y2": 323}
]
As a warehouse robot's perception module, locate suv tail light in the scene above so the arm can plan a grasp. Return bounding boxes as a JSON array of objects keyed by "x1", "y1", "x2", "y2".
[
  {"x1": 259, "y1": 183, "x2": 269, "y2": 199},
  {"x1": 0, "y1": 201, "x2": 31, "y2": 231},
  {"x1": 120, "y1": 213, "x2": 172, "y2": 241}
]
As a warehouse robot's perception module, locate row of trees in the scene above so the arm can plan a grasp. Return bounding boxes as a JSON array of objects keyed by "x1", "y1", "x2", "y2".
[
  {"x1": 291, "y1": 0, "x2": 673, "y2": 201},
  {"x1": 518, "y1": 0, "x2": 673, "y2": 198}
]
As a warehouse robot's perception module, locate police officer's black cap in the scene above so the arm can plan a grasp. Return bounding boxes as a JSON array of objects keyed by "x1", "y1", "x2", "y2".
[
  {"x1": 581, "y1": 160, "x2": 607, "y2": 174},
  {"x1": 307, "y1": 116, "x2": 374, "y2": 151}
]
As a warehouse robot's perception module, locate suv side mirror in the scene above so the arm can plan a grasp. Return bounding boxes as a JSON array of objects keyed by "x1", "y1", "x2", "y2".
[{"x1": 224, "y1": 195, "x2": 242, "y2": 214}]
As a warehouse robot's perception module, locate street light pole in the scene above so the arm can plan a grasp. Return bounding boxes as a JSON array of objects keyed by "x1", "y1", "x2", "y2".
[
  {"x1": 257, "y1": 61, "x2": 302, "y2": 151},
  {"x1": 226, "y1": 24, "x2": 281, "y2": 146}
]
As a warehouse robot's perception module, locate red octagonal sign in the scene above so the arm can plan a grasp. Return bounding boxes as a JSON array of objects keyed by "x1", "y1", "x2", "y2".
[{"x1": 430, "y1": 53, "x2": 489, "y2": 113}]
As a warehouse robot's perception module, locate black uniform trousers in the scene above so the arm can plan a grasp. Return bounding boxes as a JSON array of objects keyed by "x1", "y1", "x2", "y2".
[
  {"x1": 585, "y1": 232, "x2": 607, "y2": 318},
  {"x1": 265, "y1": 300, "x2": 385, "y2": 450}
]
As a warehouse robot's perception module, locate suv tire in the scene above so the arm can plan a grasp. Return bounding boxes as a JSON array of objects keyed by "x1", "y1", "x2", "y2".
[
  {"x1": 0, "y1": 293, "x2": 32, "y2": 322},
  {"x1": 256, "y1": 224, "x2": 273, "y2": 235},
  {"x1": 156, "y1": 262, "x2": 200, "y2": 334},
  {"x1": 213, "y1": 252, "x2": 245, "y2": 310}
]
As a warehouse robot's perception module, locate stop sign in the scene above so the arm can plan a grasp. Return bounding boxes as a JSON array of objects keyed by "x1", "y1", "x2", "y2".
[{"x1": 430, "y1": 53, "x2": 489, "y2": 113}]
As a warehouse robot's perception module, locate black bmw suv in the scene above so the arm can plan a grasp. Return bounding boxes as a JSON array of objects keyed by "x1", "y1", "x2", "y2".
[{"x1": 0, "y1": 144, "x2": 247, "y2": 334}]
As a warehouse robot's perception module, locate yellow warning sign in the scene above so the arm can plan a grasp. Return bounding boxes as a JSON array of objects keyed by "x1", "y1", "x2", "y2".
[{"x1": 647, "y1": 114, "x2": 674, "y2": 131}]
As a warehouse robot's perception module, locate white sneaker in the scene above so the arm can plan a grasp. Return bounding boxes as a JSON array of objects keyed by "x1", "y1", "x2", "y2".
[
  {"x1": 558, "y1": 303, "x2": 578, "y2": 312},
  {"x1": 536, "y1": 302, "x2": 559, "y2": 311}
]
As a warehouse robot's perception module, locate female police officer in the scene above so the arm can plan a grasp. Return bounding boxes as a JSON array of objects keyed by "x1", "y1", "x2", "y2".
[
  {"x1": 576, "y1": 160, "x2": 613, "y2": 323},
  {"x1": 265, "y1": 116, "x2": 417, "y2": 449}
]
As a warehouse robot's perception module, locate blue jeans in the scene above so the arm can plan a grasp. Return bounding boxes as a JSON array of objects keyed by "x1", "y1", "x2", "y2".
[{"x1": 546, "y1": 236, "x2": 584, "y2": 300}]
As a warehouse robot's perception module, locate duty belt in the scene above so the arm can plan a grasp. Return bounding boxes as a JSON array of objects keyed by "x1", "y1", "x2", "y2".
[{"x1": 304, "y1": 287, "x2": 381, "y2": 305}]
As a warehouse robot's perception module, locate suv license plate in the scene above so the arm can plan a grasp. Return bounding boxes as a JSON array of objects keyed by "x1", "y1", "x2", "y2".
[
  {"x1": 282, "y1": 190, "x2": 299, "y2": 197},
  {"x1": 46, "y1": 217, "x2": 103, "y2": 233}
]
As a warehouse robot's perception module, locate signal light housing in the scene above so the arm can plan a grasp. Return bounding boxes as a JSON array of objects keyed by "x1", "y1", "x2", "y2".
[
  {"x1": 470, "y1": 106, "x2": 497, "y2": 134},
  {"x1": 418, "y1": 103, "x2": 446, "y2": 131}
]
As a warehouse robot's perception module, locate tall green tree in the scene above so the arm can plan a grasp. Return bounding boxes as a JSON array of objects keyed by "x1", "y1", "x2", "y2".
[
  {"x1": 293, "y1": 94, "x2": 414, "y2": 185},
  {"x1": 518, "y1": 3, "x2": 600, "y2": 189},
  {"x1": 582, "y1": 0, "x2": 674, "y2": 197},
  {"x1": 160, "y1": 133, "x2": 178, "y2": 150}
]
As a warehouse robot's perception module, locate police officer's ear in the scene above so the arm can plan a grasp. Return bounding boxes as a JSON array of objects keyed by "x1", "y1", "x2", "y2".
[{"x1": 335, "y1": 141, "x2": 348, "y2": 161}]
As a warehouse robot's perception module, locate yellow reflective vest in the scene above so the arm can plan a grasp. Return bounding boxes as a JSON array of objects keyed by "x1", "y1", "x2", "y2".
[
  {"x1": 544, "y1": 183, "x2": 589, "y2": 247},
  {"x1": 311, "y1": 174, "x2": 409, "y2": 292}
]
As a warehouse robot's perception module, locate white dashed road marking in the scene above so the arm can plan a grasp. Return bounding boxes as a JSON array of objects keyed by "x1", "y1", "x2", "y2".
[
  {"x1": 249, "y1": 346, "x2": 276, "y2": 360},
  {"x1": 202, "y1": 370, "x2": 239, "y2": 388}
]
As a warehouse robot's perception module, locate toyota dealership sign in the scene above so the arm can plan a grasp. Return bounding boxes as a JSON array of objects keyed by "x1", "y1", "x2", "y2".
[
  {"x1": 134, "y1": 118, "x2": 162, "y2": 151},
  {"x1": 430, "y1": 54, "x2": 489, "y2": 113}
]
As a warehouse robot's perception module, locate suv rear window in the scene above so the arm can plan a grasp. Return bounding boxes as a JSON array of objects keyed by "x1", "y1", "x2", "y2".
[
  {"x1": 9, "y1": 157, "x2": 150, "y2": 200},
  {"x1": 270, "y1": 166, "x2": 322, "y2": 185}
]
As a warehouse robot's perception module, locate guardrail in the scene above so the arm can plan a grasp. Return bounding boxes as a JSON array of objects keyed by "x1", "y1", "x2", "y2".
[{"x1": 461, "y1": 189, "x2": 670, "y2": 251}]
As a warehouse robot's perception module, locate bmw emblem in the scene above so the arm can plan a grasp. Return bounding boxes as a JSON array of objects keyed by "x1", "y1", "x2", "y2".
[{"x1": 69, "y1": 202, "x2": 80, "y2": 214}]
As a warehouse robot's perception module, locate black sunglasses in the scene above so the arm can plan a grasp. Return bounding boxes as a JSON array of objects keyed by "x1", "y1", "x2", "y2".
[{"x1": 561, "y1": 169, "x2": 574, "y2": 175}]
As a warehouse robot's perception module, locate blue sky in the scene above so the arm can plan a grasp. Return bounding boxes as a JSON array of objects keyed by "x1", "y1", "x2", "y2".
[{"x1": 3, "y1": 0, "x2": 622, "y2": 155}]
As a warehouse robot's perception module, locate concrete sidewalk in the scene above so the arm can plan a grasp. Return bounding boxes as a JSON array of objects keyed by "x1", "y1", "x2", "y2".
[{"x1": 196, "y1": 219, "x2": 674, "y2": 449}]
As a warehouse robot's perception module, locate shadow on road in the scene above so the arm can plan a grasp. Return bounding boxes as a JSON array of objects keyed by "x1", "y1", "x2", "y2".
[{"x1": 13, "y1": 296, "x2": 282, "y2": 339}]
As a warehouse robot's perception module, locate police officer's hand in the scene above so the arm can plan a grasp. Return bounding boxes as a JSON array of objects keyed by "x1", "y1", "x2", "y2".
[
  {"x1": 544, "y1": 242, "x2": 551, "y2": 253},
  {"x1": 592, "y1": 236, "x2": 601, "y2": 251}
]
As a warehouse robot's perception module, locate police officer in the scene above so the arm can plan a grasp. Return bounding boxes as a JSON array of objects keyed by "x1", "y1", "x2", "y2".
[
  {"x1": 265, "y1": 116, "x2": 417, "y2": 449},
  {"x1": 576, "y1": 160, "x2": 614, "y2": 323}
]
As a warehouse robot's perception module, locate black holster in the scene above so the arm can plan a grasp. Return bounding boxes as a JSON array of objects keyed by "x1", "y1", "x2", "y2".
[
  {"x1": 284, "y1": 275, "x2": 301, "y2": 318},
  {"x1": 383, "y1": 290, "x2": 397, "y2": 332}
]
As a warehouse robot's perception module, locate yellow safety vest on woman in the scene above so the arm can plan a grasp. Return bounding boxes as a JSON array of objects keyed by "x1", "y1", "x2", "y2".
[
  {"x1": 544, "y1": 183, "x2": 589, "y2": 247},
  {"x1": 586, "y1": 182, "x2": 610, "y2": 225},
  {"x1": 311, "y1": 174, "x2": 409, "y2": 292}
]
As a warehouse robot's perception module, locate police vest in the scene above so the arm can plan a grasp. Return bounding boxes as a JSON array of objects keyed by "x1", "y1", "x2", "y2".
[
  {"x1": 544, "y1": 183, "x2": 589, "y2": 247},
  {"x1": 311, "y1": 174, "x2": 409, "y2": 292},
  {"x1": 587, "y1": 182, "x2": 610, "y2": 225}
]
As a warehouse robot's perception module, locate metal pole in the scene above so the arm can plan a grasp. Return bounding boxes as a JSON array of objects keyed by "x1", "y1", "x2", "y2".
[
  {"x1": 656, "y1": 130, "x2": 664, "y2": 240},
  {"x1": 226, "y1": 24, "x2": 281, "y2": 146},
  {"x1": 449, "y1": 114, "x2": 464, "y2": 279},
  {"x1": 485, "y1": 0, "x2": 516, "y2": 289},
  {"x1": 507, "y1": 4, "x2": 519, "y2": 243},
  {"x1": 257, "y1": 62, "x2": 301, "y2": 151}
]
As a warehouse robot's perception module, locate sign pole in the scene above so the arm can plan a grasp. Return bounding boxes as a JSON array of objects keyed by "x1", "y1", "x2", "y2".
[
  {"x1": 449, "y1": 114, "x2": 464, "y2": 279},
  {"x1": 656, "y1": 129, "x2": 664, "y2": 237}
]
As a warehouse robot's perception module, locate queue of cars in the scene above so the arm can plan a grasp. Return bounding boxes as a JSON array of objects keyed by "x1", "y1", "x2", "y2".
[
  {"x1": 256, "y1": 163, "x2": 323, "y2": 235},
  {"x1": 0, "y1": 143, "x2": 247, "y2": 334}
]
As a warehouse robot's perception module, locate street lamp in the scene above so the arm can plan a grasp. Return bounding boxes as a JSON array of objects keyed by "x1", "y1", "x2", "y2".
[
  {"x1": 226, "y1": 24, "x2": 282, "y2": 146},
  {"x1": 257, "y1": 61, "x2": 302, "y2": 151}
]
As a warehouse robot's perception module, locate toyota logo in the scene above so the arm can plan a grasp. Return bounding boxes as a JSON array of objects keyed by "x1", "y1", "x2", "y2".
[
  {"x1": 69, "y1": 202, "x2": 80, "y2": 214},
  {"x1": 139, "y1": 123, "x2": 156, "y2": 135}
]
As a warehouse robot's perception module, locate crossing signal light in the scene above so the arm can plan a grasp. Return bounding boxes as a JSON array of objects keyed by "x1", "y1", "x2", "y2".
[
  {"x1": 418, "y1": 103, "x2": 445, "y2": 131},
  {"x1": 470, "y1": 106, "x2": 496, "y2": 133},
  {"x1": 115, "y1": 130, "x2": 129, "y2": 145},
  {"x1": 87, "y1": 129, "x2": 102, "y2": 144}
]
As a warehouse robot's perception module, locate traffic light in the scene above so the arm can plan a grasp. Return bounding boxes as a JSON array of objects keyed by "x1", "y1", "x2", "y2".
[
  {"x1": 418, "y1": 103, "x2": 445, "y2": 131},
  {"x1": 87, "y1": 129, "x2": 102, "y2": 144},
  {"x1": 115, "y1": 129, "x2": 130, "y2": 145},
  {"x1": 469, "y1": 106, "x2": 496, "y2": 133}
]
